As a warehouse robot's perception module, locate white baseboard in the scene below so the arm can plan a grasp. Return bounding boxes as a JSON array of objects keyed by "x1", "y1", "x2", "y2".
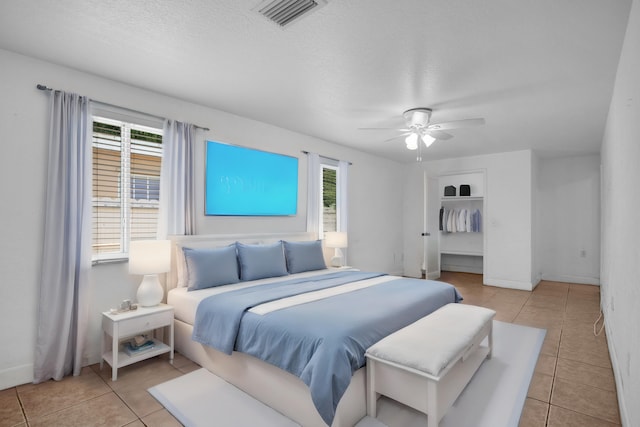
[
  {"x1": 483, "y1": 277, "x2": 534, "y2": 291},
  {"x1": 540, "y1": 274, "x2": 600, "y2": 286},
  {"x1": 603, "y1": 317, "x2": 629, "y2": 427},
  {"x1": 426, "y1": 271, "x2": 440, "y2": 280},
  {"x1": 441, "y1": 264, "x2": 483, "y2": 274},
  {"x1": 0, "y1": 363, "x2": 32, "y2": 390}
]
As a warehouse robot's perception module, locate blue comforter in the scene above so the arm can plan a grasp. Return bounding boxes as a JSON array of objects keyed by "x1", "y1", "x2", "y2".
[{"x1": 192, "y1": 271, "x2": 462, "y2": 426}]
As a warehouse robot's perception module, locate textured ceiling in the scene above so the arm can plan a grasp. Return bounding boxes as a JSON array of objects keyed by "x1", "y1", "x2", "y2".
[{"x1": 0, "y1": 0, "x2": 632, "y2": 162}]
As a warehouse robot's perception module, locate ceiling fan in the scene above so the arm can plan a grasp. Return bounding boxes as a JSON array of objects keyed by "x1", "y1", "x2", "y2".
[{"x1": 360, "y1": 107, "x2": 485, "y2": 154}]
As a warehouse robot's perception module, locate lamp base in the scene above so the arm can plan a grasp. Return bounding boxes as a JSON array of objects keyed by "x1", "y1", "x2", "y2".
[
  {"x1": 330, "y1": 247, "x2": 344, "y2": 267},
  {"x1": 137, "y1": 274, "x2": 163, "y2": 307}
]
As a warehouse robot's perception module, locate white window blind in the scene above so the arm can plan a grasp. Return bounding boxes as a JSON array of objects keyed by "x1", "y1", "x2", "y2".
[
  {"x1": 320, "y1": 162, "x2": 338, "y2": 235},
  {"x1": 92, "y1": 117, "x2": 163, "y2": 261}
]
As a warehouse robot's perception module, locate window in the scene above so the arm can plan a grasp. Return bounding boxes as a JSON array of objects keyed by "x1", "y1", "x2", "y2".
[
  {"x1": 92, "y1": 117, "x2": 163, "y2": 261},
  {"x1": 320, "y1": 162, "x2": 338, "y2": 235},
  {"x1": 131, "y1": 175, "x2": 160, "y2": 201}
]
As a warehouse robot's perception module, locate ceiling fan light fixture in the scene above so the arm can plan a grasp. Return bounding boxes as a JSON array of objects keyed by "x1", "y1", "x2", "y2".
[
  {"x1": 403, "y1": 108, "x2": 432, "y2": 127},
  {"x1": 421, "y1": 133, "x2": 436, "y2": 147},
  {"x1": 405, "y1": 133, "x2": 419, "y2": 150},
  {"x1": 360, "y1": 107, "x2": 484, "y2": 157}
]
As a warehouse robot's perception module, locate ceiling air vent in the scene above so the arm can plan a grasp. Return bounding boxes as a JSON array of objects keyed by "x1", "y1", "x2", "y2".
[{"x1": 254, "y1": 0, "x2": 328, "y2": 27}]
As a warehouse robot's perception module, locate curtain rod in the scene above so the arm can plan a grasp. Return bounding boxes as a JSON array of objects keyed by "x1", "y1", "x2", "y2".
[
  {"x1": 301, "y1": 150, "x2": 353, "y2": 165},
  {"x1": 36, "y1": 84, "x2": 210, "y2": 131}
]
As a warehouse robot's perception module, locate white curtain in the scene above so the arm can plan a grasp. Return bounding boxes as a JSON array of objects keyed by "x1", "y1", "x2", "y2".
[
  {"x1": 34, "y1": 91, "x2": 92, "y2": 382},
  {"x1": 338, "y1": 160, "x2": 350, "y2": 263},
  {"x1": 157, "y1": 120, "x2": 197, "y2": 238},
  {"x1": 337, "y1": 160, "x2": 349, "y2": 233},
  {"x1": 306, "y1": 152, "x2": 321, "y2": 236}
]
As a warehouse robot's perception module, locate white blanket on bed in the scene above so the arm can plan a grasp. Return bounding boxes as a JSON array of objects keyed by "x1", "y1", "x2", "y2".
[{"x1": 249, "y1": 275, "x2": 396, "y2": 315}]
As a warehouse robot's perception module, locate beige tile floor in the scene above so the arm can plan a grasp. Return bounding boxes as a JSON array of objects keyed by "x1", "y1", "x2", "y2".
[
  {"x1": 440, "y1": 272, "x2": 620, "y2": 427},
  {"x1": 0, "y1": 272, "x2": 620, "y2": 427},
  {"x1": 0, "y1": 351, "x2": 199, "y2": 427}
]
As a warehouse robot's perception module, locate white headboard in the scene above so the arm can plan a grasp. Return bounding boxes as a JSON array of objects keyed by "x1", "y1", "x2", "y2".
[{"x1": 166, "y1": 232, "x2": 318, "y2": 291}]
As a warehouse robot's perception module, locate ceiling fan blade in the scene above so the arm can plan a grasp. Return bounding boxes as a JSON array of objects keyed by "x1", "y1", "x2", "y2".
[
  {"x1": 359, "y1": 127, "x2": 410, "y2": 131},
  {"x1": 426, "y1": 130, "x2": 454, "y2": 140},
  {"x1": 383, "y1": 132, "x2": 411, "y2": 143},
  {"x1": 427, "y1": 118, "x2": 485, "y2": 131}
]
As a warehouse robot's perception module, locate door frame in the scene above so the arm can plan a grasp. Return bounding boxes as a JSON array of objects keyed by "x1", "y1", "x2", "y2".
[{"x1": 423, "y1": 172, "x2": 441, "y2": 279}]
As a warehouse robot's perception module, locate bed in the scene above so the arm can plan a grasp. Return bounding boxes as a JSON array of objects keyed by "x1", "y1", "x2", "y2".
[{"x1": 165, "y1": 232, "x2": 462, "y2": 427}]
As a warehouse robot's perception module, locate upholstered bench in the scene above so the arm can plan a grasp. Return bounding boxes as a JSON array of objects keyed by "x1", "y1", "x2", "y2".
[{"x1": 365, "y1": 303, "x2": 496, "y2": 427}]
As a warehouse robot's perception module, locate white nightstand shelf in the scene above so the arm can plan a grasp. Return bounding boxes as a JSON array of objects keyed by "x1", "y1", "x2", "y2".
[
  {"x1": 101, "y1": 338, "x2": 170, "y2": 368},
  {"x1": 100, "y1": 304, "x2": 174, "y2": 381}
]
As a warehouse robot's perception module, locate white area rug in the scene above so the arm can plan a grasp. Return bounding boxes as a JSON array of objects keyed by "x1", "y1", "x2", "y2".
[
  {"x1": 148, "y1": 368, "x2": 301, "y2": 427},
  {"x1": 149, "y1": 321, "x2": 544, "y2": 427}
]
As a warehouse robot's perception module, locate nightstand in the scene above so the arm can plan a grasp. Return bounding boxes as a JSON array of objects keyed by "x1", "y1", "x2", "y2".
[{"x1": 100, "y1": 303, "x2": 174, "y2": 381}]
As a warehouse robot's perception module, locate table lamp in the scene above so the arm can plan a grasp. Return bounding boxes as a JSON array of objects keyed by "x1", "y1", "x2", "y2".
[
  {"x1": 129, "y1": 240, "x2": 171, "y2": 307},
  {"x1": 324, "y1": 231, "x2": 348, "y2": 267}
]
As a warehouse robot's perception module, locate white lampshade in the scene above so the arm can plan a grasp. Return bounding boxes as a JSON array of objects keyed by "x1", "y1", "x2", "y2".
[
  {"x1": 129, "y1": 240, "x2": 171, "y2": 275},
  {"x1": 324, "y1": 232, "x2": 348, "y2": 248},
  {"x1": 405, "y1": 133, "x2": 419, "y2": 150},
  {"x1": 421, "y1": 133, "x2": 436, "y2": 147},
  {"x1": 129, "y1": 240, "x2": 171, "y2": 307}
]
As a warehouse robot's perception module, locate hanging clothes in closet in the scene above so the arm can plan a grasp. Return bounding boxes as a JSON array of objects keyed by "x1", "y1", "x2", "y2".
[{"x1": 439, "y1": 207, "x2": 482, "y2": 233}]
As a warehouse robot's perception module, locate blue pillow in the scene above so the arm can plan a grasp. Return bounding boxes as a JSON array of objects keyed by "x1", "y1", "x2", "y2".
[
  {"x1": 183, "y1": 245, "x2": 239, "y2": 291},
  {"x1": 283, "y1": 240, "x2": 326, "y2": 274},
  {"x1": 236, "y1": 241, "x2": 288, "y2": 281}
]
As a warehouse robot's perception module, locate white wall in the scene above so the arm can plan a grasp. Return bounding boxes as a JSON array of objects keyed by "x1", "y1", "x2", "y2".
[
  {"x1": 403, "y1": 150, "x2": 535, "y2": 290},
  {"x1": 0, "y1": 48, "x2": 405, "y2": 389},
  {"x1": 403, "y1": 149, "x2": 602, "y2": 291},
  {"x1": 537, "y1": 154, "x2": 601, "y2": 285},
  {"x1": 531, "y1": 152, "x2": 540, "y2": 286},
  {"x1": 600, "y1": 0, "x2": 640, "y2": 424}
]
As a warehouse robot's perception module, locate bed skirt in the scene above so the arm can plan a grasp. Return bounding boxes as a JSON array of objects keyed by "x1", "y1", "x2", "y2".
[{"x1": 173, "y1": 319, "x2": 367, "y2": 427}]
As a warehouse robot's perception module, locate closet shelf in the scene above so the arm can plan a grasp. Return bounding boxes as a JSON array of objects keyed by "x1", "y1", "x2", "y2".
[
  {"x1": 440, "y1": 250, "x2": 483, "y2": 257},
  {"x1": 441, "y1": 196, "x2": 483, "y2": 201}
]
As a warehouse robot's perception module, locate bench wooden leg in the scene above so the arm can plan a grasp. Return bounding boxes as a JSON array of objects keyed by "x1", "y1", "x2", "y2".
[
  {"x1": 427, "y1": 380, "x2": 439, "y2": 427},
  {"x1": 366, "y1": 360, "x2": 377, "y2": 417},
  {"x1": 487, "y1": 322, "x2": 493, "y2": 360}
]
